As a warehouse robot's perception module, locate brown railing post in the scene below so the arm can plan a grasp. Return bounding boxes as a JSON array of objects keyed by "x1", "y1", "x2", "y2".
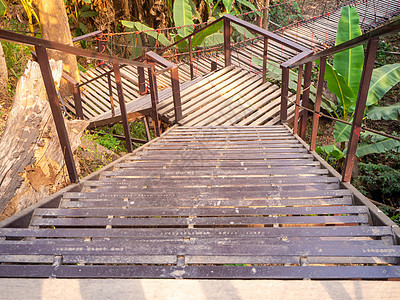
[
  {"x1": 96, "y1": 33, "x2": 105, "y2": 68},
  {"x1": 224, "y1": 18, "x2": 231, "y2": 67},
  {"x1": 138, "y1": 65, "x2": 146, "y2": 95},
  {"x1": 35, "y1": 45, "x2": 79, "y2": 183},
  {"x1": 112, "y1": 62, "x2": 133, "y2": 153},
  {"x1": 293, "y1": 64, "x2": 303, "y2": 135},
  {"x1": 107, "y1": 73, "x2": 115, "y2": 117},
  {"x1": 148, "y1": 66, "x2": 161, "y2": 137},
  {"x1": 262, "y1": 37, "x2": 269, "y2": 84},
  {"x1": 171, "y1": 66, "x2": 182, "y2": 123},
  {"x1": 342, "y1": 37, "x2": 379, "y2": 182},
  {"x1": 280, "y1": 67, "x2": 289, "y2": 123},
  {"x1": 188, "y1": 37, "x2": 194, "y2": 80},
  {"x1": 211, "y1": 61, "x2": 217, "y2": 71},
  {"x1": 73, "y1": 83, "x2": 84, "y2": 119},
  {"x1": 310, "y1": 56, "x2": 326, "y2": 151},
  {"x1": 299, "y1": 61, "x2": 312, "y2": 139}
]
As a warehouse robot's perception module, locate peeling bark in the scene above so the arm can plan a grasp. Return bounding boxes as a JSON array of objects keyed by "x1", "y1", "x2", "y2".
[{"x1": 0, "y1": 60, "x2": 88, "y2": 221}]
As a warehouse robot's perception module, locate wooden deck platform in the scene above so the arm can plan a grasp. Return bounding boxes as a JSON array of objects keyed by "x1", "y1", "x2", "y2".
[{"x1": 1, "y1": 125, "x2": 399, "y2": 279}]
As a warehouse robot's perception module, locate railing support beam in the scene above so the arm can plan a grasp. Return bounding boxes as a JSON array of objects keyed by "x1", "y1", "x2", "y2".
[
  {"x1": 299, "y1": 61, "x2": 312, "y2": 139},
  {"x1": 171, "y1": 67, "x2": 182, "y2": 123},
  {"x1": 148, "y1": 66, "x2": 161, "y2": 137},
  {"x1": 310, "y1": 56, "x2": 326, "y2": 151},
  {"x1": 224, "y1": 19, "x2": 231, "y2": 67},
  {"x1": 293, "y1": 64, "x2": 303, "y2": 135},
  {"x1": 280, "y1": 67, "x2": 289, "y2": 123},
  {"x1": 113, "y1": 62, "x2": 133, "y2": 153},
  {"x1": 342, "y1": 37, "x2": 379, "y2": 182},
  {"x1": 262, "y1": 37, "x2": 269, "y2": 84},
  {"x1": 35, "y1": 45, "x2": 79, "y2": 183}
]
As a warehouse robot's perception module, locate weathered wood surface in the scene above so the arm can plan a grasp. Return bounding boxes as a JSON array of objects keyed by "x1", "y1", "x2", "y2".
[
  {"x1": 0, "y1": 126, "x2": 399, "y2": 279},
  {"x1": 0, "y1": 60, "x2": 88, "y2": 222}
]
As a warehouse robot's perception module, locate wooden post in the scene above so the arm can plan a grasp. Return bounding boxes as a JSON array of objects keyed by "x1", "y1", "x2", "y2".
[
  {"x1": 342, "y1": 38, "x2": 379, "y2": 182},
  {"x1": 113, "y1": 62, "x2": 133, "y2": 153},
  {"x1": 310, "y1": 56, "x2": 326, "y2": 151},
  {"x1": 293, "y1": 64, "x2": 303, "y2": 135},
  {"x1": 35, "y1": 45, "x2": 78, "y2": 183},
  {"x1": 262, "y1": 37, "x2": 269, "y2": 84},
  {"x1": 148, "y1": 66, "x2": 161, "y2": 137},
  {"x1": 280, "y1": 67, "x2": 289, "y2": 123},
  {"x1": 224, "y1": 18, "x2": 231, "y2": 67},
  {"x1": 171, "y1": 67, "x2": 182, "y2": 123},
  {"x1": 138, "y1": 66, "x2": 146, "y2": 95},
  {"x1": 299, "y1": 61, "x2": 312, "y2": 139},
  {"x1": 72, "y1": 84, "x2": 84, "y2": 119},
  {"x1": 262, "y1": 0, "x2": 270, "y2": 30},
  {"x1": 107, "y1": 73, "x2": 115, "y2": 117},
  {"x1": 188, "y1": 37, "x2": 194, "y2": 80}
]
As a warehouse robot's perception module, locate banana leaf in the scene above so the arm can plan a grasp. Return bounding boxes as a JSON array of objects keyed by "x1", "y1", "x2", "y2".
[
  {"x1": 366, "y1": 102, "x2": 400, "y2": 120},
  {"x1": 223, "y1": 0, "x2": 235, "y2": 12},
  {"x1": 334, "y1": 121, "x2": 351, "y2": 143},
  {"x1": 334, "y1": 6, "x2": 363, "y2": 98},
  {"x1": 356, "y1": 139, "x2": 400, "y2": 157},
  {"x1": 367, "y1": 63, "x2": 400, "y2": 106},
  {"x1": 0, "y1": 0, "x2": 7, "y2": 16},
  {"x1": 174, "y1": 0, "x2": 194, "y2": 37},
  {"x1": 121, "y1": 21, "x2": 172, "y2": 46}
]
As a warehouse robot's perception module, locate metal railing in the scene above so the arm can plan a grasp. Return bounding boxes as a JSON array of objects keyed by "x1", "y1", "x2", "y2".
[
  {"x1": 0, "y1": 29, "x2": 183, "y2": 184},
  {"x1": 286, "y1": 16, "x2": 400, "y2": 182}
]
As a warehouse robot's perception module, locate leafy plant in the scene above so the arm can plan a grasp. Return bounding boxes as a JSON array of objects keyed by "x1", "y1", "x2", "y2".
[
  {"x1": 85, "y1": 129, "x2": 125, "y2": 154},
  {"x1": 0, "y1": 0, "x2": 7, "y2": 16},
  {"x1": 65, "y1": 0, "x2": 98, "y2": 39},
  {"x1": 316, "y1": 6, "x2": 400, "y2": 161}
]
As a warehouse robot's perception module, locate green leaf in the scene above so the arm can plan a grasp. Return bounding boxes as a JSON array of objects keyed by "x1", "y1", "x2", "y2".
[
  {"x1": 334, "y1": 6, "x2": 363, "y2": 97},
  {"x1": 80, "y1": 11, "x2": 98, "y2": 18},
  {"x1": 316, "y1": 145, "x2": 345, "y2": 160},
  {"x1": 223, "y1": 0, "x2": 234, "y2": 12},
  {"x1": 321, "y1": 61, "x2": 355, "y2": 112},
  {"x1": 366, "y1": 102, "x2": 400, "y2": 120},
  {"x1": 236, "y1": 0, "x2": 262, "y2": 16},
  {"x1": 334, "y1": 121, "x2": 351, "y2": 143},
  {"x1": 202, "y1": 33, "x2": 224, "y2": 47},
  {"x1": 0, "y1": 0, "x2": 7, "y2": 16},
  {"x1": 193, "y1": 20, "x2": 223, "y2": 47},
  {"x1": 356, "y1": 139, "x2": 400, "y2": 157},
  {"x1": 188, "y1": 0, "x2": 201, "y2": 21},
  {"x1": 121, "y1": 21, "x2": 172, "y2": 46},
  {"x1": 173, "y1": 0, "x2": 194, "y2": 37},
  {"x1": 367, "y1": 63, "x2": 400, "y2": 106},
  {"x1": 79, "y1": 22, "x2": 88, "y2": 34},
  {"x1": 82, "y1": 0, "x2": 92, "y2": 3},
  {"x1": 232, "y1": 23, "x2": 255, "y2": 39}
]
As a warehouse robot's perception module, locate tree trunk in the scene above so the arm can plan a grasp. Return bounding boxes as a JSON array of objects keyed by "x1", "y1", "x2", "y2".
[
  {"x1": 37, "y1": 0, "x2": 79, "y2": 96},
  {"x1": 0, "y1": 42, "x2": 7, "y2": 99},
  {"x1": 0, "y1": 60, "x2": 88, "y2": 222},
  {"x1": 113, "y1": 0, "x2": 130, "y2": 19},
  {"x1": 261, "y1": 0, "x2": 270, "y2": 30}
]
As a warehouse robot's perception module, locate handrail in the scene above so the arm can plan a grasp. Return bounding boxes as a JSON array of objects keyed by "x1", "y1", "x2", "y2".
[
  {"x1": 0, "y1": 29, "x2": 151, "y2": 69},
  {"x1": 286, "y1": 16, "x2": 400, "y2": 68},
  {"x1": 72, "y1": 30, "x2": 102, "y2": 43}
]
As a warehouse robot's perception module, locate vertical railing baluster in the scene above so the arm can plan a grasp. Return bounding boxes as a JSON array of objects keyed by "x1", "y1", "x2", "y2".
[
  {"x1": 107, "y1": 72, "x2": 115, "y2": 117},
  {"x1": 299, "y1": 61, "x2": 312, "y2": 139},
  {"x1": 342, "y1": 37, "x2": 379, "y2": 182},
  {"x1": 310, "y1": 56, "x2": 326, "y2": 151},
  {"x1": 113, "y1": 62, "x2": 133, "y2": 153},
  {"x1": 280, "y1": 67, "x2": 289, "y2": 123},
  {"x1": 224, "y1": 18, "x2": 231, "y2": 67},
  {"x1": 138, "y1": 66, "x2": 146, "y2": 95},
  {"x1": 171, "y1": 66, "x2": 182, "y2": 123},
  {"x1": 73, "y1": 82, "x2": 84, "y2": 119},
  {"x1": 293, "y1": 64, "x2": 304, "y2": 135},
  {"x1": 148, "y1": 66, "x2": 161, "y2": 137},
  {"x1": 188, "y1": 37, "x2": 194, "y2": 80},
  {"x1": 35, "y1": 45, "x2": 79, "y2": 183},
  {"x1": 262, "y1": 37, "x2": 269, "y2": 84}
]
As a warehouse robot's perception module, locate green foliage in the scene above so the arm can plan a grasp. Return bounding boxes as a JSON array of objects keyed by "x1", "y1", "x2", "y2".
[
  {"x1": 366, "y1": 63, "x2": 400, "y2": 107},
  {"x1": 174, "y1": 0, "x2": 194, "y2": 37},
  {"x1": 0, "y1": 0, "x2": 7, "y2": 16},
  {"x1": 358, "y1": 162, "x2": 400, "y2": 202},
  {"x1": 121, "y1": 21, "x2": 172, "y2": 46},
  {"x1": 334, "y1": 6, "x2": 364, "y2": 98},
  {"x1": 85, "y1": 130, "x2": 125, "y2": 154},
  {"x1": 367, "y1": 102, "x2": 400, "y2": 120},
  {"x1": 65, "y1": 0, "x2": 98, "y2": 39}
]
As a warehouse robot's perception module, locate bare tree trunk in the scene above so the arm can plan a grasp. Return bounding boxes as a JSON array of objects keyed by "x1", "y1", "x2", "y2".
[
  {"x1": 37, "y1": 0, "x2": 79, "y2": 96},
  {"x1": 261, "y1": 0, "x2": 270, "y2": 30},
  {"x1": 0, "y1": 60, "x2": 88, "y2": 222},
  {"x1": 0, "y1": 42, "x2": 7, "y2": 99},
  {"x1": 113, "y1": 0, "x2": 130, "y2": 18}
]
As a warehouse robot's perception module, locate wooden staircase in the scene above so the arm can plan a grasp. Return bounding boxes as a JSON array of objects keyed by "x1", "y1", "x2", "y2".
[{"x1": 1, "y1": 125, "x2": 399, "y2": 279}]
